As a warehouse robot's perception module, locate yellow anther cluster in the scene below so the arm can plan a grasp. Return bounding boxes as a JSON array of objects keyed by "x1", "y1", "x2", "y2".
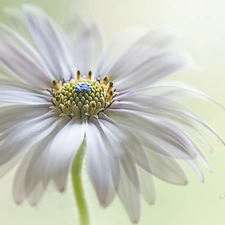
[{"x1": 50, "y1": 72, "x2": 115, "y2": 120}]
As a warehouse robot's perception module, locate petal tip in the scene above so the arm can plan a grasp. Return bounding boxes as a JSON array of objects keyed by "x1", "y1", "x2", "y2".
[{"x1": 14, "y1": 200, "x2": 23, "y2": 205}]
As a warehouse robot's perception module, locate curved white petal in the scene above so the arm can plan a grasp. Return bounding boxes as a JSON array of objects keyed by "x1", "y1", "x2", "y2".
[
  {"x1": 88, "y1": 118, "x2": 120, "y2": 193},
  {"x1": 0, "y1": 24, "x2": 54, "y2": 81},
  {"x1": 0, "y1": 152, "x2": 22, "y2": 178},
  {"x1": 23, "y1": 4, "x2": 76, "y2": 81},
  {"x1": 104, "y1": 111, "x2": 188, "y2": 184},
  {"x1": 25, "y1": 139, "x2": 55, "y2": 205},
  {"x1": 86, "y1": 120, "x2": 115, "y2": 207},
  {"x1": 14, "y1": 140, "x2": 51, "y2": 206},
  {"x1": 51, "y1": 119, "x2": 85, "y2": 192},
  {"x1": 132, "y1": 130, "x2": 205, "y2": 182},
  {"x1": 0, "y1": 112, "x2": 62, "y2": 167},
  {"x1": 0, "y1": 87, "x2": 50, "y2": 105},
  {"x1": 0, "y1": 104, "x2": 50, "y2": 133},
  {"x1": 97, "y1": 118, "x2": 141, "y2": 191},
  {"x1": 95, "y1": 26, "x2": 149, "y2": 79},
  {"x1": 103, "y1": 28, "x2": 180, "y2": 81},
  {"x1": 113, "y1": 93, "x2": 224, "y2": 146},
  {"x1": 111, "y1": 99, "x2": 214, "y2": 154},
  {"x1": 0, "y1": 36, "x2": 53, "y2": 88},
  {"x1": 107, "y1": 109, "x2": 210, "y2": 181},
  {"x1": 108, "y1": 109, "x2": 211, "y2": 167},
  {"x1": 145, "y1": 148, "x2": 188, "y2": 185},
  {"x1": 117, "y1": 163, "x2": 141, "y2": 223},
  {"x1": 87, "y1": 117, "x2": 142, "y2": 223},
  {"x1": 12, "y1": 117, "x2": 69, "y2": 205},
  {"x1": 135, "y1": 82, "x2": 224, "y2": 111},
  {"x1": 4, "y1": 7, "x2": 32, "y2": 42},
  {"x1": 13, "y1": 147, "x2": 35, "y2": 204},
  {"x1": 115, "y1": 52, "x2": 195, "y2": 92},
  {"x1": 138, "y1": 166, "x2": 156, "y2": 205},
  {"x1": 99, "y1": 114, "x2": 151, "y2": 173}
]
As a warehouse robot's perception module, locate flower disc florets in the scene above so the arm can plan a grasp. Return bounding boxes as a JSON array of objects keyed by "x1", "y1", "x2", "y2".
[{"x1": 50, "y1": 71, "x2": 115, "y2": 120}]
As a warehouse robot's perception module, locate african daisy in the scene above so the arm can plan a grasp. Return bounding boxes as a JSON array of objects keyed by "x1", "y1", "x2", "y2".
[{"x1": 0, "y1": 4, "x2": 223, "y2": 225}]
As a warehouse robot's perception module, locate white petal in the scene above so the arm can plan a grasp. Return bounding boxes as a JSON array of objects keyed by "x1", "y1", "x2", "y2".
[
  {"x1": 0, "y1": 78, "x2": 51, "y2": 95},
  {"x1": 99, "y1": 114, "x2": 151, "y2": 173},
  {"x1": 117, "y1": 163, "x2": 141, "y2": 223},
  {"x1": 112, "y1": 98, "x2": 214, "y2": 154},
  {"x1": 13, "y1": 117, "x2": 69, "y2": 205},
  {"x1": 13, "y1": 141, "x2": 48, "y2": 205},
  {"x1": 146, "y1": 83, "x2": 225, "y2": 142},
  {"x1": 145, "y1": 148, "x2": 188, "y2": 185},
  {"x1": 13, "y1": 147, "x2": 35, "y2": 204},
  {"x1": 143, "y1": 82, "x2": 225, "y2": 111},
  {"x1": 114, "y1": 93, "x2": 223, "y2": 147},
  {"x1": 74, "y1": 22, "x2": 103, "y2": 75},
  {"x1": 0, "y1": 36, "x2": 52, "y2": 88},
  {"x1": 140, "y1": 134, "x2": 204, "y2": 182},
  {"x1": 24, "y1": 117, "x2": 71, "y2": 205},
  {"x1": 23, "y1": 4, "x2": 76, "y2": 81},
  {"x1": 97, "y1": 118, "x2": 141, "y2": 191},
  {"x1": 0, "y1": 86, "x2": 50, "y2": 105},
  {"x1": 0, "y1": 112, "x2": 61, "y2": 166},
  {"x1": 0, "y1": 23, "x2": 51, "y2": 68},
  {"x1": 65, "y1": 14, "x2": 85, "y2": 44},
  {"x1": 138, "y1": 166, "x2": 156, "y2": 205},
  {"x1": 13, "y1": 145, "x2": 47, "y2": 206},
  {"x1": 183, "y1": 159, "x2": 204, "y2": 182},
  {"x1": 25, "y1": 139, "x2": 54, "y2": 205},
  {"x1": 126, "y1": 119, "x2": 205, "y2": 182},
  {"x1": 95, "y1": 26, "x2": 149, "y2": 78},
  {"x1": 51, "y1": 119, "x2": 85, "y2": 192},
  {"x1": 0, "y1": 24, "x2": 55, "y2": 83},
  {"x1": 108, "y1": 109, "x2": 211, "y2": 169},
  {"x1": 0, "y1": 152, "x2": 22, "y2": 178},
  {"x1": 86, "y1": 120, "x2": 116, "y2": 207},
  {"x1": 106, "y1": 109, "x2": 188, "y2": 184},
  {"x1": 89, "y1": 119, "x2": 120, "y2": 193},
  {"x1": 115, "y1": 52, "x2": 195, "y2": 92},
  {"x1": 103, "y1": 28, "x2": 180, "y2": 80},
  {"x1": 0, "y1": 104, "x2": 50, "y2": 134},
  {"x1": 4, "y1": 7, "x2": 32, "y2": 42},
  {"x1": 107, "y1": 109, "x2": 208, "y2": 182},
  {"x1": 27, "y1": 182, "x2": 46, "y2": 206},
  {"x1": 138, "y1": 130, "x2": 190, "y2": 158}
]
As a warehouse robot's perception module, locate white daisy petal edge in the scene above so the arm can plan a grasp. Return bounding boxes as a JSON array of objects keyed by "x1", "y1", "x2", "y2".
[{"x1": 0, "y1": 4, "x2": 223, "y2": 224}]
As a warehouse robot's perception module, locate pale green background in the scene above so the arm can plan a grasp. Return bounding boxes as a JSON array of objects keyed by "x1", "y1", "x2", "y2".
[{"x1": 0, "y1": 0, "x2": 225, "y2": 225}]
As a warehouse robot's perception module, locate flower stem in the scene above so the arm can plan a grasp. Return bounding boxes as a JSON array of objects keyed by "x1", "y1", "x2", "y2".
[{"x1": 71, "y1": 140, "x2": 90, "y2": 225}]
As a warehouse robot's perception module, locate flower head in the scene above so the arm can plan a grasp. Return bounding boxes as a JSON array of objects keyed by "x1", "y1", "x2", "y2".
[{"x1": 0, "y1": 4, "x2": 223, "y2": 224}]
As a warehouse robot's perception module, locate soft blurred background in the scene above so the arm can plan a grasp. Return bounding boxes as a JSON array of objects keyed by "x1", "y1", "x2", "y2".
[{"x1": 0, "y1": 0, "x2": 225, "y2": 224}]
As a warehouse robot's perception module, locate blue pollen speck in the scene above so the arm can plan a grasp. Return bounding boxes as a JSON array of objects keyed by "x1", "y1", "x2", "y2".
[{"x1": 75, "y1": 82, "x2": 93, "y2": 93}]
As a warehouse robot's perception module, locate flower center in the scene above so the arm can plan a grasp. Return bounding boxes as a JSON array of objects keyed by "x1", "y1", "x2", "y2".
[{"x1": 50, "y1": 71, "x2": 115, "y2": 120}]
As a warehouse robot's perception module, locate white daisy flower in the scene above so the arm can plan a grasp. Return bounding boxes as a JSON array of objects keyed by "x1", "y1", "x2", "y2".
[{"x1": 0, "y1": 4, "x2": 223, "y2": 224}]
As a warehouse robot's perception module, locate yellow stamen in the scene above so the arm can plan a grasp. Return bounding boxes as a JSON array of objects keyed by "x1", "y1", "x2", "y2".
[
  {"x1": 106, "y1": 90, "x2": 114, "y2": 101},
  {"x1": 88, "y1": 71, "x2": 92, "y2": 80},
  {"x1": 107, "y1": 81, "x2": 114, "y2": 92},
  {"x1": 53, "y1": 80, "x2": 60, "y2": 90},
  {"x1": 77, "y1": 70, "x2": 81, "y2": 80},
  {"x1": 101, "y1": 76, "x2": 109, "y2": 85}
]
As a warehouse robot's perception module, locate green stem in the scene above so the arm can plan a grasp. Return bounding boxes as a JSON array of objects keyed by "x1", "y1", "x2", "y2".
[{"x1": 71, "y1": 140, "x2": 90, "y2": 225}]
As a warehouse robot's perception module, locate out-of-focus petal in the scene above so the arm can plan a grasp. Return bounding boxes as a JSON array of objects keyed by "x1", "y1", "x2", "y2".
[{"x1": 74, "y1": 22, "x2": 103, "y2": 75}]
